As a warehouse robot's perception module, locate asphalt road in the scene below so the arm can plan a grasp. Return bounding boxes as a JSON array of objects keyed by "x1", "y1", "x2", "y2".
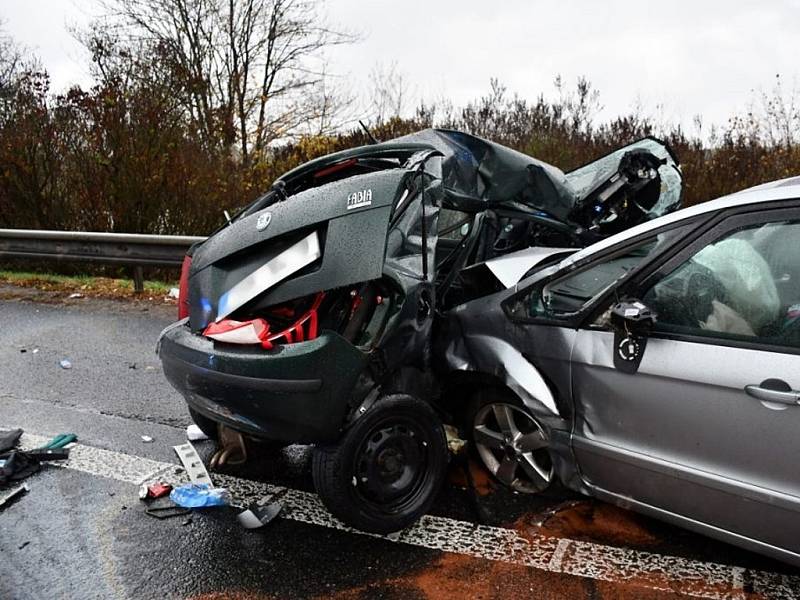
[{"x1": 1, "y1": 285, "x2": 799, "y2": 600}]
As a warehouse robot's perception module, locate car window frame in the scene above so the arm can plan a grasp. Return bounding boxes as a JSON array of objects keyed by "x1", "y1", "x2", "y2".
[
  {"x1": 503, "y1": 216, "x2": 704, "y2": 327},
  {"x1": 614, "y1": 201, "x2": 800, "y2": 356}
]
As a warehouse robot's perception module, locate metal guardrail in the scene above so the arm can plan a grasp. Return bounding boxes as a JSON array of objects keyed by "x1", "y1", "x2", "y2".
[{"x1": 0, "y1": 229, "x2": 206, "y2": 292}]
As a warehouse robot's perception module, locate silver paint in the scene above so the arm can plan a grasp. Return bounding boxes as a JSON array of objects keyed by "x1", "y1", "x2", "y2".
[{"x1": 484, "y1": 247, "x2": 574, "y2": 288}]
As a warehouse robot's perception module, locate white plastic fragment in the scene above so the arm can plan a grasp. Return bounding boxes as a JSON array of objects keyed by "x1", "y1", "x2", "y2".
[
  {"x1": 168, "y1": 287, "x2": 180, "y2": 299},
  {"x1": 186, "y1": 424, "x2": 209, "y2": 442},
  {"x1": 141, "y1": 435, "x2": 154, "y2": 443},
  {"x1": 173, "y1": 442, "x2": 213, "y2": 485},
  {"x1": 0, "y1": 483, "x2": 29, "y2": 507},
  {"x1": 59, "y1": 359, "x2": 72, "y2": 369},
  {"x1": 237, "y1": 502, "x2": 282, "y2": 529},
  {"x1": 68, "y1": 293, "x2": 84, "y2": 299},
  {"x1": 237, "y1": 509, "x2": 264, "y2": 529}
]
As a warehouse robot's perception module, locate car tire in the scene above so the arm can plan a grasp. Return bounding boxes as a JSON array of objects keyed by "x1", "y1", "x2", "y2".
[
  {"x1": 312, "y1": 394, "x2": 448, "y2": 534},
  {"x1": 188, "y1": 408, "x2": 219, "y2": 440},
  {"x1": 465, "y1": 389, "x2": 553, "y2": 494}
]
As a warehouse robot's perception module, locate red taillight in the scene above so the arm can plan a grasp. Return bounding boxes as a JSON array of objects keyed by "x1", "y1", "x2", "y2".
[
  {"x1": 313, "y1": 158, "x2": 357, "y2": 179},
  {"x1": 178, "y1": 255, "x2": 192, "y2": 320}
]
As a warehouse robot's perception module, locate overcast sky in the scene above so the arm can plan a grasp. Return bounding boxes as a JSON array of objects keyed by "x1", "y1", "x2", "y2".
[{"x1": 3, "y1": 0, "x2": 800, "y2": 132}]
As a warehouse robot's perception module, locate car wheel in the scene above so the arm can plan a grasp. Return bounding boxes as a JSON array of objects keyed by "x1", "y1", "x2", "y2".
[
  {"x1": 188, "y1": 408, "x2": 219, "y2": 440},
  {"x1": 467, "y1": 391, "x2": 553, "y2": 494},
  {"x1": 312, "y1": 394, "x2": 448, "y2": 534}
]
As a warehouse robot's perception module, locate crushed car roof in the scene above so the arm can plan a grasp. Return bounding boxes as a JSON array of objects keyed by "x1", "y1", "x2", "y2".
[{"x1": 275, "y1": 128, "x2": 682, "y2": 226}]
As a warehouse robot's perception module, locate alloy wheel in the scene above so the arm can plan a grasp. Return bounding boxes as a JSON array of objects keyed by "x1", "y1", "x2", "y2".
[{"x1": 473, "y1": 402, "x2": 553, "y2": 494}]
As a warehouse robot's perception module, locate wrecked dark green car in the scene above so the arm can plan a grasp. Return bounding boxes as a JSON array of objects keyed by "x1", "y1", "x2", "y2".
[{"x1": 157, "y1": 129, "x2": 682, "y2": 533}]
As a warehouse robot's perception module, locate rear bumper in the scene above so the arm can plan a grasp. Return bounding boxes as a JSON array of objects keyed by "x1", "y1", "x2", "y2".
[{"x1": 158, "y1": 322, "x2": 368, "y2": 443}]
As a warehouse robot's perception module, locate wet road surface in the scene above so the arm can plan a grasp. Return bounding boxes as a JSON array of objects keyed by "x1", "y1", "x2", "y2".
[{"x1": 1, "y1": 286, "x2": 799, "y2": 599}]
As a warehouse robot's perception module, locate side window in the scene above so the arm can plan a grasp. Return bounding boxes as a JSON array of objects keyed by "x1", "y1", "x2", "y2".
[
  {"x1": 508, "y1": 235, "x2": 672, "y2": 321},
  {"x1": 437, "y1": 208, "x2": 472, "y2": 241},
  {"x1": 643, "y1": 219, "x2": 800, "y2": 348},
  {"x1": 435, "y1": 207, "x2": 473, "y2": 273}
]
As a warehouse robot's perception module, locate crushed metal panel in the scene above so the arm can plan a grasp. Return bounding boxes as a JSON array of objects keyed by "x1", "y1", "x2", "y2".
[
  {"x1": 465, "y1": 334, "x2": 559, "y2": 415},
  {"x1": 483, "y1": 247, "x2": 575, "y2": 288},
  {"x1": 395, "y1": 128, "x2": 577, "y2": 219}
]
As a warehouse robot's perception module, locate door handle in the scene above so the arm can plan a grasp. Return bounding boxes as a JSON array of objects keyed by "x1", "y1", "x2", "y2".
[{"x1": 745, "y1": 383, "x2": 800, "y2": 405}]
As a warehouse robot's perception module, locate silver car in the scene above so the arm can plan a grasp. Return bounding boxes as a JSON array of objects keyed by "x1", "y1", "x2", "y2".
[{"x1": 439, "y1": 176, "x2": 800, "y2": 566}]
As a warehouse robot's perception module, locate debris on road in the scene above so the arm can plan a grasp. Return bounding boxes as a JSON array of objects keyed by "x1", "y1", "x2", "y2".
[
  {"x1": 0, "y1": 429, "x2": 71, "y2": 485},
  {"x1": 59, "y1": 359, "x2": 72, "y2": 370},
  {"x1": 0, "y1": 483, "x2": 29, "y2": 509},
  {"x1": 141, "y1": 435, "x2": 154, "y2": 443},
  {"x1": 170, "y1": 483, "x2": 230, "y2": 508},
  {"x1": 1, "y1": 451, "x2": 39, "y2": 484},
  {"x1": 186, "y1": 424, "x2": 209, "y2": 442},
  {"x1": 168, "y1": 287, "x2": 180, "y2": 299},
  {"x1": 39, "y1": 433, "x2": 77, "y2": 449},
  {"x1": 25, "y1": 448, "x2": 69, "y2": 461},
  {"x1": 0, "y1": 429, "x2": 23, "y2": 453},
  {"x1": 237, "y1": 501, "x2": 282, "y2": 529},
  {"x1": 173, "y1": 442, "x2": 213, "y2": 485},
  {"x1": 0, "y1": 449, "x2": 38, "y2": 484},
  {"x1": 138, "y1": 482, "x2": 173, "y2": 500},
  {"x1": 68, "y1": 293, "x2": 84, "y2": 299},
  {"x1": 144, "y1": 505, "x2": 191, "y2": 520},
  {"x1": 444, "y1": 424, "x2": 467, "y2": 454}
]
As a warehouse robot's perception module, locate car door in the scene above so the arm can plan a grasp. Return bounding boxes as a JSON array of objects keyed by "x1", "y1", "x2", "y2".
[{"x1": 570, "y1": 205, "x2": 800, "y2": 557}]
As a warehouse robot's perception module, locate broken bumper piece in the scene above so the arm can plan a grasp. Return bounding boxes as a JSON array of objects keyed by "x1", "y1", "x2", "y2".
[{"x1": 159, "y1": 324, "x2": 368, "y2": 443}]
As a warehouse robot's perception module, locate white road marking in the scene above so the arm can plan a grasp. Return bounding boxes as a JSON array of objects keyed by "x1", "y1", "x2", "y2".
[
  {"x1": 20, "y1": 433, "x2": 800, "y2": 599},
  {"x1": 548, "y1": 537, "x2": 571, "y2": 571}
]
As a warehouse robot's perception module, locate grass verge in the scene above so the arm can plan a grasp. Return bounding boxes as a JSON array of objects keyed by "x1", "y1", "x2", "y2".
[{"x1": 0, "y1": 270, "x2": 177, "y2": 299}]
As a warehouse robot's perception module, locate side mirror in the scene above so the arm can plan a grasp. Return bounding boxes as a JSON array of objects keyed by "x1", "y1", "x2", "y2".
[
  {"x1": 610, "y1": 299, "x2": 657, "y2": 335},
  {"x1": 609, "y1": 299, "x2": 657, "y2": 374}
]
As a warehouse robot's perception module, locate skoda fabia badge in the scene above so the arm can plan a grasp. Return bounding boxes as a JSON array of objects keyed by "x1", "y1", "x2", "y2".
[{"x1": 256, "y1": 212, "x2": 272, "y2": 232}]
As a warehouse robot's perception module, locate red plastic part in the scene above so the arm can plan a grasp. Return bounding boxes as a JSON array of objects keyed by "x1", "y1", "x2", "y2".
[
  {"x1": 313, "y1": 158, "x2": 358, "y2": 179},
  {"x1": 147, "y1": 482, "x2": 172, "y2": 499},
  {"x1": 178, "y1": 255, "x2": 192, "y2": 320},
  {"x1": 264, "y1": 292, "x2": 325, "y2": 347}
]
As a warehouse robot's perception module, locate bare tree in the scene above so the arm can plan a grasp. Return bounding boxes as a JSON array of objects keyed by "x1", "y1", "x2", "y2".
[
  {"x1": 554, "y1": 75, "x2": 602, "y2": 135},
  {"x1": 98, "y1": 0, "x2": 353, "y2": 160},
  {"x1": 758, "y1": 74, "x2": 800, "y2": 149},
  {"x1": 0, "y1": 24, "x2": 23, "y2": 90},
  {"x1": 369, "y1": 61, "x2": 409, "y2": 123},
  {"x1": 0, "y1": 21, "x2": 39, "y2": 123}
]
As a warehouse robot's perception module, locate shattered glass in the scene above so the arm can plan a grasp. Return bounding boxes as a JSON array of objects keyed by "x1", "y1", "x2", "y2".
[{"x1": 566, "y1": 138, "x2": 682, "y2": 218}]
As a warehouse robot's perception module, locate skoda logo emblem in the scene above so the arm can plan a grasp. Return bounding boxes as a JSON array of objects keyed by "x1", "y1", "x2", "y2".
[{"x1": 256, "y1": 212, "x2": 272, "y2": 232}]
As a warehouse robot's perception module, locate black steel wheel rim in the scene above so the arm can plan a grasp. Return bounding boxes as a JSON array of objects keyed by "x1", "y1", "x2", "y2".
[{"x1": 353, "y1": 416, "x2": 432, "y2": 514}]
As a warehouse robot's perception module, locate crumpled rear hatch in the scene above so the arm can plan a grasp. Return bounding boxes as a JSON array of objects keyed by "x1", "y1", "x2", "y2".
[{"x1": 187, "y1": 168, "x2": 413, "y2": 332}]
